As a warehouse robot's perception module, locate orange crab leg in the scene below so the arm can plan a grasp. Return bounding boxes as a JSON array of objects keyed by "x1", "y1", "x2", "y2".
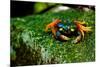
[
  {"x1": 45, "y1": 19, "x2": 61, "y2": 35},
  {"x1": 74, "y1": 21, "x2": 92, "y2": 39}
]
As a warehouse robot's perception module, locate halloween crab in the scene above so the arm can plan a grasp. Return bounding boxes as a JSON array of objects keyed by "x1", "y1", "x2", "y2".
[{"x1": 45, "y1": 19, "x2": 92, "y2": 43}]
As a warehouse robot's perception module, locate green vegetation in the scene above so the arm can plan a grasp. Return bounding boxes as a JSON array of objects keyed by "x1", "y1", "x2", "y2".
[{"x1": 11, "y1": 9, "x2": 95, "y2": 66}]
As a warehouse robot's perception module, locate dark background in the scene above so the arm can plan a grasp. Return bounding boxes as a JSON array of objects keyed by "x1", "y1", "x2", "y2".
[
  {"x1": 11, "y1": 1, "x2": 34, "y2": 17},
  {"x1": 11, "y1": 1, "x2": 95, "y2": 18}
]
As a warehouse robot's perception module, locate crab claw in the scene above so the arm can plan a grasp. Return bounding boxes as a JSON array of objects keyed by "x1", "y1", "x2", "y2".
[
  {"x1": 60, "y1": 35, "x2": 70, "y2": 41},
  {"x1": 72, "y1": 34, "x2": 82, "y2": 43},
  {"x1": 56, "y1": 31, "x2": 70, "y2": 41}
]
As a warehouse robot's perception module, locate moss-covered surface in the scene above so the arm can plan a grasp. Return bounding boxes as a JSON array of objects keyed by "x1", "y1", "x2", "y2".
[{"x1": 10, "y1": 9, "x2": 95, "y2": 66}]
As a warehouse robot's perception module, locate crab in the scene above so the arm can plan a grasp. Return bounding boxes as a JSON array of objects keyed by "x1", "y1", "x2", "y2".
[{"x1": 45, "y1": 19, "x2": 92, "y2": 43}]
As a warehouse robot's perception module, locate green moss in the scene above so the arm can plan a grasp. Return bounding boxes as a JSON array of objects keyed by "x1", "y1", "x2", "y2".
[{"x1": 10, "y1": 9, "x2": 95, "y2": 66}]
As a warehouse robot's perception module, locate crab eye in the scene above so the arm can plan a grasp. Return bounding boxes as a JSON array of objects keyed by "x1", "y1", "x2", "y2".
[
  {"x1": 59, "y1": 28, "x2": 63, "y2": 31},
  {"x1": 71, "y1": 28, "x2": 75, "y2": 32}
]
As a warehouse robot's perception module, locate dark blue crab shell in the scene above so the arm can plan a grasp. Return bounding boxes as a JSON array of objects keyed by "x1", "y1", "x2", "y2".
[{"x1": 57, "y1": 23, "x2": 64, "y2": 28}]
